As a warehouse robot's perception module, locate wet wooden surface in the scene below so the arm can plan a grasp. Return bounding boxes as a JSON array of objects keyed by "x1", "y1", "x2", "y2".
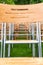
[{"x1": 0, "y1": 58, "x2": 43, "y2": 65}]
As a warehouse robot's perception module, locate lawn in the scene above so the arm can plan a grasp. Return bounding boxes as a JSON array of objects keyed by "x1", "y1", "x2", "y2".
[
  {"x1": 0, "y1": 41, "x2": 43, "y2": 57},
  {"x1": 5, "y1": 43, "x2": 41, "y2": 57}
]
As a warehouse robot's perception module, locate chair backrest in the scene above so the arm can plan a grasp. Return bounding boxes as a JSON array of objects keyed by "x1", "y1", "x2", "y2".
[{"x1": 0, "y1": 3, "x2": 43, "y2": 24}]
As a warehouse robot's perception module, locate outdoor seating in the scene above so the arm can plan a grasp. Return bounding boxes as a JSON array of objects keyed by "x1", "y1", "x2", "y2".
[
  {"x1": 3, "y1": 22, "x2": 42, "y2": 57},
  {"x1": 0, "y1": 3, "x2": 43, "y2": 57}
]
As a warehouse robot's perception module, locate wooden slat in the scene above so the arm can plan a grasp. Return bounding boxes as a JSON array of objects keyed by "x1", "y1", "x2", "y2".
[
  {"x1": 0, "y1": 3, "x2": 43, "y2": 23},
  {"x1": 0, "y1": 58, "x2": 43, "y2": 65}
]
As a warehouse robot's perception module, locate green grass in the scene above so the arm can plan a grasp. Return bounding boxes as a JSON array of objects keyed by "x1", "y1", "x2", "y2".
[
  {"x1": 0, "y1": 41, "x2": 43, "y2": 57},
  {"x1": 42, "y1": 43, "x2": 43, "y2": 56},
  {"x1": 5, "y1": 43, "x2": 39, "y2": 57},
  {"x1": 10, "y1": 44, "x2": 32, "y2": 57}
]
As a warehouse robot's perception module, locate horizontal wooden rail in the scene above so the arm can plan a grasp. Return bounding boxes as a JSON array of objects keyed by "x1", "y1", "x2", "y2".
[{"x1": 0, "y1": 58, "x2": 43, "y2": 65}]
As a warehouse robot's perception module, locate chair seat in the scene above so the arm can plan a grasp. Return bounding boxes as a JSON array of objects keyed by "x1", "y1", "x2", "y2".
[{"x1": 5, "y1": 40, "x2": 39, "y2": 44}]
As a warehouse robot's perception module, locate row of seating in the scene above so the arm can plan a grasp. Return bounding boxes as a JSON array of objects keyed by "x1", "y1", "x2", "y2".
[{"x1": 0, "y1": 22, "x2": 42, "y2": 57}]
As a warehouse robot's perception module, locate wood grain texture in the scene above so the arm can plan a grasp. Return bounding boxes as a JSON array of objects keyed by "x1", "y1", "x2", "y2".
[
  {"x1": 0, "y1": 3, "x2": 43, "y2": 23},
  {"x1": 0, "y1": 58, "x2": 43, "y2": 65}
]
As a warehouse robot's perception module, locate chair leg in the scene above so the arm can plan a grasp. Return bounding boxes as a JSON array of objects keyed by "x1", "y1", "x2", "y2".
[
  {"x1": 11, "y1": 24, "x2": 14, "y2": 48},
  {"x1": 3, "y1": 43, "x2": 5, "y2": 57},
  {"x1": 28, "y1": 36, "x2": 31, "y2": 48},
  {"x1": 11, "y1": 34, "x2": 13, "y2": 48},
  {"x1": 38, "y1": 42, "x2": 42, "y2": 57},
  {"x1": 8, "y1": 44, "x2": 10, "y2": 57},
  {"x1": 31, "y1": 23, "x2": 35, "y2": 57},
  {"x1": 38, "y1": 22, "x2": 42, "y2": 57},
  {"x1": 1, "y1": 41, "x2": 2, "y2": 57},
  {"x1": 32, "y1": 44, "x2": 35, "y2": 57}
]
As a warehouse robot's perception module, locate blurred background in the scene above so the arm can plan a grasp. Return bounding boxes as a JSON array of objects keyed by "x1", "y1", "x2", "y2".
[{"x1": 0, "y1": 0, "x2": 43, "y2": 4}]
